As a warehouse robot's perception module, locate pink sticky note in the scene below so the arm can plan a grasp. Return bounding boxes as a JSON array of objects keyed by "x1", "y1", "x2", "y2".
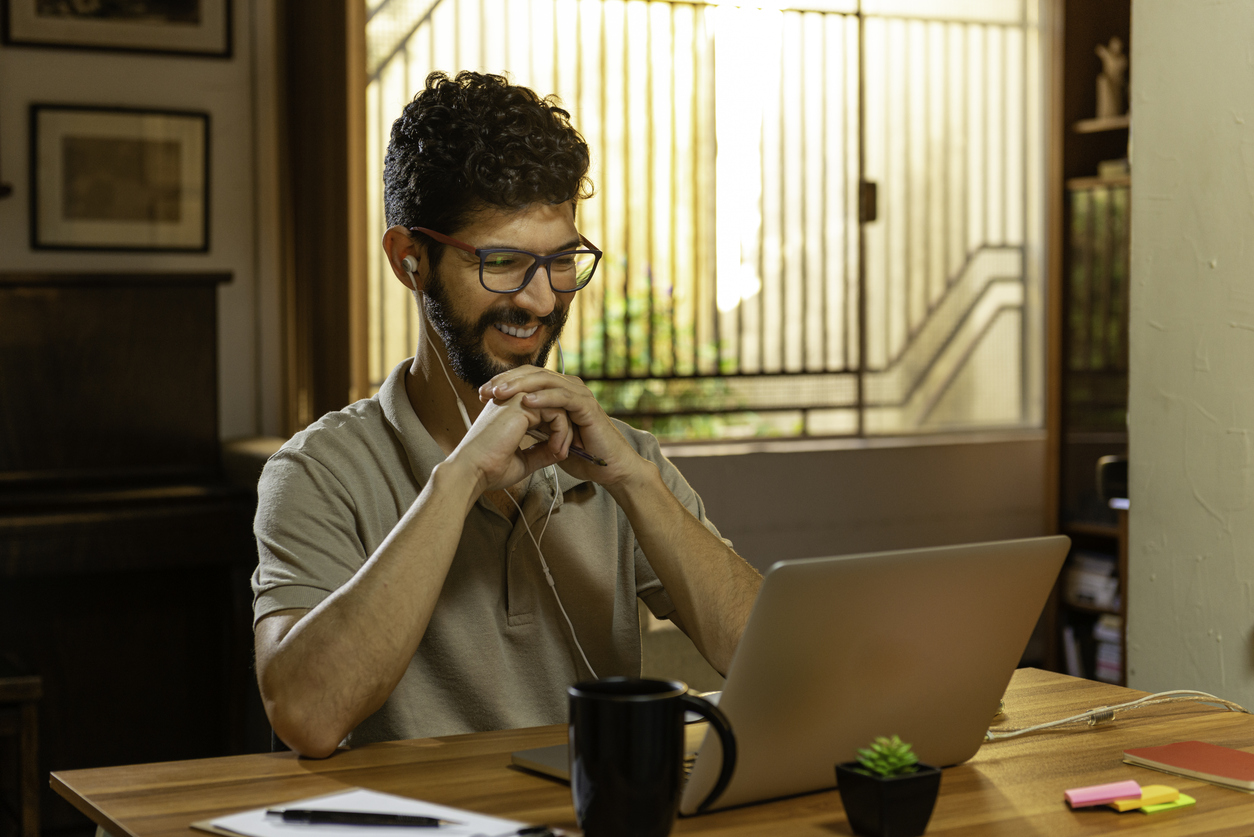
[{"x1": 1065, "y1": 780, "x2": 1141, "y2": 807}]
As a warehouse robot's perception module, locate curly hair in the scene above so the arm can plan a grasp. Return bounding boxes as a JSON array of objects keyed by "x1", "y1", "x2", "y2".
[{"x1": 383, "y1": 71, "x2": 594, "y2": 266}]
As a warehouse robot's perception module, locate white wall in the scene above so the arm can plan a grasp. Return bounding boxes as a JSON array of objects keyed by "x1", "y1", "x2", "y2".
[
  {"x1": 0, "y1": 0, "x2": 282, "y2": 439},
  {"x1": 1128, "y1": 0, "x2": 1254, "y2": 699}
]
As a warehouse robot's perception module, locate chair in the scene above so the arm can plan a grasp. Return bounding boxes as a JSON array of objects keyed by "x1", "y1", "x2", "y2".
[{"x1": 0, "y1": 673, "x2": 42, "y2": 837}]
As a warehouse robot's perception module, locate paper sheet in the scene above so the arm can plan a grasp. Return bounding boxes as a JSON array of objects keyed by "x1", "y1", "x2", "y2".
[{"x1": 198, "y1": 787, "x2": 532, "y2": 837}]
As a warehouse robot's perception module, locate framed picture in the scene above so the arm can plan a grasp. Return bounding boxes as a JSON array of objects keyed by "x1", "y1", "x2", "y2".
[
  {"x1": 2, "y1": 0, "x2": 230, "y2": 57},
  {"x1": 31, "y1": 104, "x2": 209, "y2": 252}
]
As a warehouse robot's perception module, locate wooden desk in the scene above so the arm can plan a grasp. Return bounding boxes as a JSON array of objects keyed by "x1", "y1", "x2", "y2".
[{"x1": 51, "y1": 669, "x2": 1254, "y2": 836}]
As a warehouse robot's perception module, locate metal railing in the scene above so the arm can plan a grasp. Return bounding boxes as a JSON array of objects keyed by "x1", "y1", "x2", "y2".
[{"x1": 365, "y1": 0, "x2": 1044, "y2": 439}]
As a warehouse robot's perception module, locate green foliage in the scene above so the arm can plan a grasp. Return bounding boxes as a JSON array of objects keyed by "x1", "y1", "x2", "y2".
[
  {"x1": 587, "y1": 376, "x2": 736, "y2": 416},
  {"x1": 563, "y1": 269, "x2": 800, "y2": 441},
  {"x1": 586, "y1": 378, "x2": 792, "y2": 442},
  {"x1": 854, "y1": 735, "x2": 920, "y2": 778},
  {"x1": 566, "y1": 274, "x2": 705, "y2": 380}
]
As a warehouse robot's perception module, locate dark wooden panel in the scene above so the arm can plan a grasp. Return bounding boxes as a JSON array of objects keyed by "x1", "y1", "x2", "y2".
[
  {"x1": 283, "y1": 4, "x2": 367, "y2": 429},
  {"x1": 0, "y1": 270, "x2": 266, "y2": 836},
  {"x1": 2, "y1": 568, "x2": 259, "y2": 833},
  {"x1": 0, "y1": 273, "x2": 230, "y2": 486},
  {"x1": 0, "y1": 493, "x2": 264, "y2": 835},
  {"x1": 0, "y1": 486, "x2": 253, "y2": 576}
]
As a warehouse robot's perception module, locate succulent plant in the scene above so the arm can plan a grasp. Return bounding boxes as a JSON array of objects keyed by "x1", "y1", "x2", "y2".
[{"x1": 855, "y1": 735, "x2": 920, "y2": 778}]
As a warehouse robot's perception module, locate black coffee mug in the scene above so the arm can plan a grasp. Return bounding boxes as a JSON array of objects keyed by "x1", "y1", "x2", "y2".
[{"x1": 568, "y1": 677, "x2": 736, "y2": 837}]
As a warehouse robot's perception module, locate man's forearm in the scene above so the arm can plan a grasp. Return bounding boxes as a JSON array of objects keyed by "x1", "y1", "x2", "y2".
[
  {"x1": 256, "y1": 459, "x2": 481, "y2": 757},
  {"x1": 606, "y1": 462, "x2": 761, "y2": 674}
]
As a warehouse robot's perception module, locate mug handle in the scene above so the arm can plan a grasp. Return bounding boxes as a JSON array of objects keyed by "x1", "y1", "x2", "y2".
[{"x1": 679, "y1": 692, "x2": 737, "y2": 813}]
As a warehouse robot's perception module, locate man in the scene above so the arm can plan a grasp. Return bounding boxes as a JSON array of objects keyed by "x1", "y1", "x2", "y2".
[{"x1": 252, "y1": 70, "x2": 761, "y2": 758}]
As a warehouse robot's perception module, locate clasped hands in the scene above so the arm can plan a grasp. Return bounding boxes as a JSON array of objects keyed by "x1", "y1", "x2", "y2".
[{"x1": 456, "y1": 365, "x2": 641, "y2": 494}]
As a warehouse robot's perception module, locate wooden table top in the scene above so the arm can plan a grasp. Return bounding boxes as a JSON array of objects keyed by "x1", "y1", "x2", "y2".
[{"x1": 51, "y1": 669, "x2": 1254, "y2": 837}]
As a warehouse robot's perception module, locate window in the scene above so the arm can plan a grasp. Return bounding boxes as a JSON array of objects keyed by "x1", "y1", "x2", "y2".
[{"x1": 365, "y1": 0, "x2": 1045, "y2": 440}]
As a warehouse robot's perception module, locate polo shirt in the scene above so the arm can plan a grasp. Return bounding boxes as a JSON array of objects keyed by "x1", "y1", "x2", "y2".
[{"x1": 251, "y1": 359, "x2": 729, "y2": 745}]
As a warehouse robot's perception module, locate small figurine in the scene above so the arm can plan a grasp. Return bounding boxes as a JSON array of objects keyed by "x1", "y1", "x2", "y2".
[{"x1": 1095, "y1": 36, "x2": 1128, "y2": 119}]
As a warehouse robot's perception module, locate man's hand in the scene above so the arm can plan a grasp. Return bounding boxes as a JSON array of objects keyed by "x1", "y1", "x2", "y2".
[
  {"x1": 477, "y1": 366, "x2": 644, "y2": 486},
  {"x1": 480, "y1": 365, "x2": 761, "y2": 675},
  {"x1": 452, "y1": 390, "x2": 566, "y2": 494}
]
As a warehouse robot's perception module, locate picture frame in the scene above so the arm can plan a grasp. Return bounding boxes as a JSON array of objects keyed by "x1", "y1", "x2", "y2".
[
  {"x1": 31, "y1": 104, "x2": 210, "y2": 252},
  {"x1": 2, "y1": 0, "x2": 230, "y2": 57}
]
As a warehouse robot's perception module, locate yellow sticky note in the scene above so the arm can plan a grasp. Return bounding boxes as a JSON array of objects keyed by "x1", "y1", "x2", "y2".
[
  {"x1": 1108, "y1": 785, "x2": 1179, "y2": 812},
  {"x1": 1142, "y1": 793, "x2": 1195, "y2": 814}
]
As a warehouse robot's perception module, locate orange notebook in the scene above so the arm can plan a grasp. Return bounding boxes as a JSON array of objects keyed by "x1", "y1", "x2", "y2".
[{"x1": 1124, "y1": 741, "x2": 1254, "y2": 791}]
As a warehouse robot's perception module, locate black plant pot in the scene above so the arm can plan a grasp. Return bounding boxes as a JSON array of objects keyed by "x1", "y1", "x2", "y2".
[{"x1": 835, "y1": 761, "x2": 942, "y2": 837}]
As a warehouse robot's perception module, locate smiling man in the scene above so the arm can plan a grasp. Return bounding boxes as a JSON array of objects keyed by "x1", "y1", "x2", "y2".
[{"x1": 250, "y1": 71, "x2": 762, "y2": 758}]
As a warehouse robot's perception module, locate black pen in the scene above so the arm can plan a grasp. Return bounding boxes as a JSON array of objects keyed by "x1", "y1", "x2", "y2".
[
  {"x1": 524, "y1": 429, "x2": 608, "y2": 466},
  {"x1": 266, "y1": 809, "x2": 459, "y2": 827}
]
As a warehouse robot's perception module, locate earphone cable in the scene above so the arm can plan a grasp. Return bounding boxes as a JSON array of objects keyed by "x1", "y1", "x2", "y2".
[
  {"x1": 985, "y1": 689, "x2": 1250, "y2": 741},
  {"x1": 504, "y1": 483, "x2": 598, "y2": 679},
  {"x1": 420, "y1": 305, "x2": 598, "y2": 678}
]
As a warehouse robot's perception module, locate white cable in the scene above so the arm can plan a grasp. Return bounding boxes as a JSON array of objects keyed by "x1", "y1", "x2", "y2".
[
  {"x1": 422, "y1": 311, "x2": 473, "y2": 430},
  {"x1": 421, "y1": 305, "x2": 598, "y2": 678},
  {"x1": 535, "y1": 466, "x2": 559, "y2": 546},
  {"x1": 985, "y1": 689, "x2": 1250, "y2": 741},
  {"x1": 504, "y1": 482, "x2": 598, "y2": 679}
]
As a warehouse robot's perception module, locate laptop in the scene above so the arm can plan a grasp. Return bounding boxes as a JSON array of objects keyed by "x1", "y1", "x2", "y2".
[{"x1": 511, "y1": 535, "x2": 1070, "y2": 815}]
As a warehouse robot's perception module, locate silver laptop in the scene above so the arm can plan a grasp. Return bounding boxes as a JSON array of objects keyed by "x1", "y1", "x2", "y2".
[{"x1": 511, "y1": 535, "x2": 1070, "y2": 815}]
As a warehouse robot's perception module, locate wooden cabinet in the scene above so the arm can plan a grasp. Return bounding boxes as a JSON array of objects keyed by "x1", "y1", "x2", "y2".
[{"x1": 0, "y1": 273, "x2": 265, "y2": 836}]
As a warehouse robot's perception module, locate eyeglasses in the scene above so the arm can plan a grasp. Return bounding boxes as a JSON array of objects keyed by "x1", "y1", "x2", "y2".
[{"x1": 411, "y1": 226, "x2": 602, "y2": 294}]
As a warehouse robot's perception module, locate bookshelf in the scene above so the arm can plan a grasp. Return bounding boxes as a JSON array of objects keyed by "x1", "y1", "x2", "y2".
[
  {"x1": 1050, "y1": 0, "x2": 1131, "y2": 685},
  {"x1": 1057, "y1": 172, "x2": 1129, "y2": 684}
]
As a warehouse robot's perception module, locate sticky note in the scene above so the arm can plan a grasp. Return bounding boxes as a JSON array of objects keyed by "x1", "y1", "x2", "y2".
[
  {"x1": 1108, "y1": 784, "x2": 1179, "y2": 811},
  {"x1": 1065, "y1": 780, "x2": 1142, "y2": 807},
  {"x1": 1142, "y1": 792, "x2": 1196, "y2": 814}
]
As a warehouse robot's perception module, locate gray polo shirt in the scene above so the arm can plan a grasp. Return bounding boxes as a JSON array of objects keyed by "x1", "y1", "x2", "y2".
[{"x1": 252, "y1": 360, "x2": 728, "y2": 744}]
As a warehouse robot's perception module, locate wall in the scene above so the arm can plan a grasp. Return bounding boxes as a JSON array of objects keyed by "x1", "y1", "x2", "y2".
[
  {"x1": 1128, "y1": 0, "x2": 1254, "y2": 700},
  {"x1": 0, "y1": 0, "x2": 282, "y2": 440},
  {"x1": 669, "y1": 433, "x2": 1049, "y2": 572}
]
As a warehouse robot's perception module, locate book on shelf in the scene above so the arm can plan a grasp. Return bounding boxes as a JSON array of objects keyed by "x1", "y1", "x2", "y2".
[
  {"x1": 1093, "y1": 613, "x2": 1123, "y2": 683},
  {"x1": 1098, "y1": 158, "x2": 1130, "y2": 179},
  {"x1": 1094, "y1": 664, "x2": 1121, "y2": 684},
  {"x1": 1072, "y1": 552, "x2": 1117, "y2": 575},
  {"x1": 1094, "y1": 650, "x2": 1122, "y2": 683},
  {"x1": 1124, "y1": 741, "x2": 1254, "y2": 791},
  {"x1": 1064, "y1": 552, "x2": 1120, "y2": 610},
  {"x1": 1093, "y1": 613, "x2": 1123, "y2": 644}
]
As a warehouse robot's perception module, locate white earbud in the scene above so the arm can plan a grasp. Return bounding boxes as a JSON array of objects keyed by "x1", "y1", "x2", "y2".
[{"x1": 402, "y1": 255, "x2": 418, "y2": 275}]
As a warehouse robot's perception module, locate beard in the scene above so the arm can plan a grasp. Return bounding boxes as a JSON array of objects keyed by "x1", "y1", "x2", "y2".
[{"x1": 421, "y1": 273, "x2": 568, "y2": 388}]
